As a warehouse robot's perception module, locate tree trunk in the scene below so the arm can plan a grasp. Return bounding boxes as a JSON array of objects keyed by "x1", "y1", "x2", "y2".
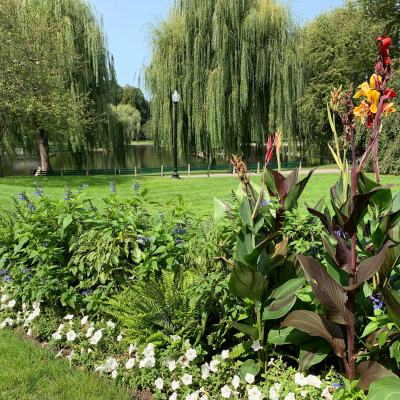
[{"x1": 36, "y1": 127, "x2": 51, "y2": 173}]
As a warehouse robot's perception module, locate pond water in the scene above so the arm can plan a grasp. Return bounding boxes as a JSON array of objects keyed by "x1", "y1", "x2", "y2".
[{"x1": 1, "y1": 143, "x2": 331, "y2": 176}]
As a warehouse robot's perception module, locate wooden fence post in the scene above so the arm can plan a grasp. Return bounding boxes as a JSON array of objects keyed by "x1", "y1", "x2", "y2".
[
  {"x1": 134, "y1": 167, "x2": 137, "y2": 177},
  {"x1": 187, "y1": 164, "x2": 191, "y2": 176},
  {"x1": 161, "y1": 165, "x2": 164, "y2": 177},
  {"x1": 257, "y1": 162, "x2": 260, "y2": 175}
]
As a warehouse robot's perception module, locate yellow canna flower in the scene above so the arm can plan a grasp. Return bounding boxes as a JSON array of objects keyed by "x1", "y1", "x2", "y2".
[
  {"x1": 367, "y1": 90, "x2": 380, "y2": 114},
  {"x1": 353, "y1": 101, "x2": 370, "y2": 123},
  {"x1": 383, "y1": 102, "x2": 396, "y2": 115},
  {"x1": 369, "y1": 74, "x2": 382, "y2": 90},
  {"x1": 354, "y1": 82, "x2": 370, "y2": 99}
]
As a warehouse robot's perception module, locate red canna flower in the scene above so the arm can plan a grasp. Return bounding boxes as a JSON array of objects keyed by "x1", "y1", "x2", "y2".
[
  {"x1": 264, "y1": 135, "x2": 274, "y2": 167},
  {"x1": 377, "y1": 36, "x2": 392, "y2": 66},
  {"x1": 384, "y1": 88, "x2": 396, "y2": 99}
]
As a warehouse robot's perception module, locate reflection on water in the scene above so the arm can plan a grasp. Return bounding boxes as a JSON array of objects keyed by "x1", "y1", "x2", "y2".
[{"x1": 1, "y1": 144, "x2": 332, "y2": 176}]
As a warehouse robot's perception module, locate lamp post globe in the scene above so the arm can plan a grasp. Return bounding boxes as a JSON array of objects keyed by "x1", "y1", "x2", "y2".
[{"x1": 171, "y1": 90, "x2": 180, "y2": 179}]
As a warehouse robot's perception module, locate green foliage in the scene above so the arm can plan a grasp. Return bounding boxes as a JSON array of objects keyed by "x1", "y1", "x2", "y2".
[{"x1": 146, "y1": 0, "x2": 303, "y2": 156}]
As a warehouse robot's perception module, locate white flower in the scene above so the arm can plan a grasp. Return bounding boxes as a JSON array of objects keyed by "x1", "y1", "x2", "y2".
[
  {"x1": 169, "y1": 393, "x2": 178, "y2": 400},
  {"x1": 268, "y1": 358, "x2": 275, "y2": 367},
  {"x1": 181, "y1": 373, "x2": 193, "y2": 385},
  {"x1": 7, "y1": 299, "x2": 16, "y2": 308},
  {"x1": 80, "y1": 316, "x2": 89, "y2": 325},
  {"x1": 143, "y1": 343, "x2": 155, "y2": 357},
  {"x1": 209, "y1": 359, "x2": 220, "y2": 372},
  {"x1": 167, "y1": 359, "x2": 177, "y2": 372},
  {"x1": 52, "y1": 331, "x2": 62, "y2": 340},
  {"x1": 0, "y1": 294, "x2": 8, "y2": 303},
  {"x1": 300, "y1": 391, "x2": 307, "y2": 398},
  {"x1": 186, "y1": 391, "x2": 200, "y2": 400},
  {"x1": 179, "y1": 355, "x2": 190, "y2": 367},
  {"x1": 171, "y1": 380, "x2": 180, "y2": 391},
  {"x1": 86, "y1": 326, "x2": 94, "y2": 338},
  {"x1": 64, "y1": 314, "x2": 74, "y2": 320},
  {"x1": 26, "y1": 328, "x2": 32, "y2": 336},
  {"x1": 128, "y1": 343, "x2": 137, "y2": 355},
  {"x1": 306, "y1": 375, "x2": 322, "y2": 389},
  {"x1": 66, "y1": 350, "x2": 75, "y2": 361},
  {"x1": 245, "y1": 373, "x2": 255, "y2": 384},
  {"x1": 201, "y1": 363, "x2": 210, "y2": 379},
  {"x1": 170, "y1": 334, "x2": 181, "y2": 341},
  {"x1": 89, "y1": 329, "x2": 103, "y2": 345},
  {"x1": 221, "y1": 350, "x2": 230, "y2": 360},
  {"x1": 251, "y1": 340, "x2": 263, "y2": 352},
  {"x1": 295, "y1": 373, "x2": 308, "y2": 387},
  {"x1": 321, "y1": 388, "x2": 333, "y2": 400},
  {"x1": 200, "y1": 395, "x2": 208, "y2": 400},
  {"x1": 232, "y1": 375, "x2": 240, "y2": 389},
  {"x1": 66, "y1": 330, "x2": 77, "y2": 342},
  {"x1": 139, "y1": 356, "x2": 156, "y2": 368},
  {"x1": 248, "y1": 386, "x2": 264, "y2": 400},
  {"x1": 125, "y1": 358, "x2": 135, "y2": 369},
  {"x1": 185, "y1": 348, "x2": 197, "y2": 362},
  {"x1": 55, "y1": 349, "x2": 64, "y2": 358},
  {"x1": 57, "y1": 324, "x2": 65, "y2": 332},
  {"x1": 106, "y1": 320, "x2": 116, "y2": 329},
  {"x1": 221, "y1": 385, "x2": 231, "y2": 398},
  {"x1": 24, "y1": 306, "x2": 40, "y2": 326},
  {"x1": 154, "y1": 377, "x2": 164, "y2": 390},
  {"x1": 111, "y1": 369, "x2": 118, "y2": 380},
  {"x1": 104, "y1": 357, "x2": 118, "y2": 372},
  {"x1": 117, "y1": 334, "x2": 123, "y2": 342},
  {"x1": 269, "y1": 384, "x2": 280, "y2": 400},
  {"x1": 284, "y1": 393, "x2": 296, "y2": 400},
  {"x1": 0, "y1": 318, "x2": 14, "y2": 328}
]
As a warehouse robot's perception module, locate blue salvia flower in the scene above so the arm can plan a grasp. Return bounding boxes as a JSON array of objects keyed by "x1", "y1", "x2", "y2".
[
  {"x1": 81, "y1": 289, "x2": 93, "y2": 296},
  {"x1": 172, "y1": 224, "x2": 186, "y2": 236},
  {"x1": 33, "y1": 183, "x2": 43, "y2": 197},
  {"x1": 369, "y1": 292, "x2": 384, "y2": 310},
  {"x1": 334, "y1": 227, "x2": 348, "y2": 240},
  {"x1": 132, "y1": 183, "x2": 140, "y2": 191},
  {"x1": 64, "y1": 187, "x2": 74, "y2": 202},
  {"x1": 0, "y1": 269, "x2": 8, "y2": 276},
  {"x1": 18, "y1": 193, "x2": 28, "y2": 202},
  {"x1": 110, "y1": 181, "x2": 117, "y2": 194},
  {"x1": 332, "y1": 383, "x2": 342, "y2": 390},
  {"x1": 28, "y1": 203, "x2": 36, "y2": 212},
  {"x1": 4, "y1": 275, "x2": 12, "y2": 282}
]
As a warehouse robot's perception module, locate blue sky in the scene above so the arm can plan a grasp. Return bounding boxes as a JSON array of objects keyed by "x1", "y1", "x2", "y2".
[{"x1": 91, "y1": 0, "x2": 343, "y2": 89}]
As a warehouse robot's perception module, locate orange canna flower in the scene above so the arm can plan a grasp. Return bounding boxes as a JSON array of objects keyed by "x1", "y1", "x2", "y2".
[
  {"x1": 383, "y1": 102, "x2": 396, "y2": 115},
  {"x1": 353, "y1": 101, "x2": 370, "y2": 124}
]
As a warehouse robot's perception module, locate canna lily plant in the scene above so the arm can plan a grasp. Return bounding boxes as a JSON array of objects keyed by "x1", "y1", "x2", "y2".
[
  {"x1": 283, "y1": 36, "x2": 400, "y2": 387},
  {"x1": 216, "y1": 137, "x2": 313, "y2": 376}
]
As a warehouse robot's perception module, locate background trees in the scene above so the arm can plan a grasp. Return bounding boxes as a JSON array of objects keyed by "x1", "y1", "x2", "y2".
[{"x1": 146, "y1": 0, "x2": 303, "y2": 159}]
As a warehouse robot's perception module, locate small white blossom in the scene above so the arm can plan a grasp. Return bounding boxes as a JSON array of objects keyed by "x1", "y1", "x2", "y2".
[
  {"x1": 248, "y1": 386, "x2": 264, "y2": 400},
  {"x1": 80, "y1": 316, "x2": 89, "y2": 325},
  {"x1": 52, "y1": 331, "x2": 62, "y2": 340},
  {"x1": 111, "y1": 369, "x2": 118, "y2": 380},
  {"x1": 128, "y1": 343, "x2": 137, "y2": 355},
  {"x1": 268, "y1": 358, "x2": 275, "y2": 367},
  {"x1": 201, "y1": 363, "x2": 210, "y2": 379},
  {"x1": 182, "y1": 373, "x2": 193, "y2": 385},
  {"x1": 66, "y1": 350, "x2": 75, "y2": 361},
  {"x1": 185, "y1": 348, "x2": 197, "y2": 362},
  {"x1": 125, "y1": 358, "x2": 135, "y2": 369},
  {"x1": 321, "y1": 388, "x2": 333, "y2": 400},
  {"x1": 186, "y1": 391, "x2": 200, "y2": 400},
  {"x1": 232, "y1": 375, "x2": 240, "y2": 389},
  {"x1": 66, "y1": 330, "x2": 77, "y2": 342},
  {"x1": 0, "y1": 318, "x2": 14, "y2": 328},
  {"x1": 245, "y1": 373, "x2": 255, "y2": 384},
  {"x1": 86, "y1": 326, "x2": 95, "y2": 338},
  {"x1": 251, "y1": 340, "x2": 263, "y2": 352},
  {"x1": 26, "y1": 328, "x2": 32, "y2": 336},
  {"x1": 221, "y1": 350, "x2": 230, "y2": 360},
  {"x1": 154, "y1": 377, "x2": 164, "y2": 390},
  {"x1": 55, "y1": 349, "x2": 64, "y2": 358},
  {"x1": 167, "y1": 359, "x2": 177, "y2": 372},
  {"x1": 106, "y1": 320, "x2": 116, "y2": 329},
  {"x1": 7, "y1": 299, "x2": 16, "y2": 308},
  {"x1": 139, "y1": 356, "x2": 156, "y2": 368},
  {"x1": 169, "y1": 393, "x2": 178, "y2": 400},
  {"x1": 171, "y1": 380, "x2": 180, "y2": 391},
  {"x1": 64, "y1": 314, "x2": 74, "y2": 320},
  {"x1": 89, "y1": 329, "x2": 103, "y2": 345},
  {"x1": 117, "y1": 333, "x2": 123, "y2": 342},
  {"x1": 143, "y1": 343, "x2": 155, "y2": 358},
  {"x1": 209, "y1": 359, "x2": 220, "y2": 372},
  {"x1": 170, "y1": 334, "x2": 181, "y2": 341},
  {"x1": 284, "y1": 393, "x2": 296, "y2": 400},
  {"x1": 295, "y1": 373, "x2": 308, "y2": 387},
  {"x1": 221, "y1": 385, "x2": 231, "y2": 398},
  {"x1": 300, "y1": 391, "x2": 307, "y2": 398},
  {"x1": 306, "y1": 375, "x2": 322, "y2": 389}
]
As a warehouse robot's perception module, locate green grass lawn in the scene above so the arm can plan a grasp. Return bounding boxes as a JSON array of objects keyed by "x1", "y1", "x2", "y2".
[
  {"x1": 1, "y1": 172, "x2": 399, "y2": 217},
  {"x1": 0, "y1": 329, "x2": 132, "y2": 400}
]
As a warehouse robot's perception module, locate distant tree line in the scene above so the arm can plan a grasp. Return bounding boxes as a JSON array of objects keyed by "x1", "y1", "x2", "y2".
[{"x1": 146, "y1": 0, "x2": 400, "y2": 169}]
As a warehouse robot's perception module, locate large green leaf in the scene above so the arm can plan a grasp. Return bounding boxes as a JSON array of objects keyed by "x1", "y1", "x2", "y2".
[
  {"x1": 236, "y1": 226, "x2": 255, "y2": 263},
  {"x1": 213, "y1": 198, "x2": 231, "y2": 221},
  {"x1": 282, "y1": 310, "x2": 346, "y2": 358},
  {"x1": 264, "y1": 169, "x2": 286, "y2": 201},
  {"x1": 297, "y1": 255, "x2": 348, "y2": 324},
  {"x1": 368, "y1": 377, "x2": 400, "y2": 400},
  {"x1": 239, "y1": 196, "x2": 253, "y2": 227},
  {"x1": 267, "y1": 327, "x2": 310, "y2": 345},
  {"x1": 239, "y1": 359, "x2": 261, "y2": 381},
  {"x1": 263, "y1": 294, "x2": 297, "y2": 320},
  {"x1": 243, "y1": 232, "x2": 280, "y2": 267},
  {"x1": 284, "y1": 170, "x2": 314, "y2": 211},
  {"x1": 269, "y1": 278, "x2": 306, "y2": 300},
  {"x1": 229, "y1": 262, "x2": 267, "y2": 301},
  {"x1": 357, "y1": 361, "x2": 396, "y2": 390},
  {"x1": 228, "y1": 321, "x2": 259, "y2": 340},
  {"x1": 299, "y1": 339, "x2": 331, "y2": 371}
]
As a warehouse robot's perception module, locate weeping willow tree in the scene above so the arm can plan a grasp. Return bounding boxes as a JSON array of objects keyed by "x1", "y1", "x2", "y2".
[
  {"x1": 0, "y1": 0, "x2": 119, "y2": 172},
  {"x1": 146, "y1": 0, "x2": 304, "y2": 159}
]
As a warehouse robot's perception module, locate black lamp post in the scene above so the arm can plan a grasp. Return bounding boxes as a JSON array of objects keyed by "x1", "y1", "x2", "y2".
[{"x1": 171, "y1": 90, "x2": 180, "y2": 179}]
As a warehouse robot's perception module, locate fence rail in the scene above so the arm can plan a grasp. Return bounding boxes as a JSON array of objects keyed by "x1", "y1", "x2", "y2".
[{"x1": 35, "y1": 161, "x2": 300, "y2": 177}]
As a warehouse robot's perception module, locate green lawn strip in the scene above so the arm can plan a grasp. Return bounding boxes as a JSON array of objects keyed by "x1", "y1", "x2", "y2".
[
  {"x1": 0, "y1": 173, "x2": 399, "y2": 217},
  {"x1": 0, "y1": 329, "x2": 131, "y2": 400}
]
